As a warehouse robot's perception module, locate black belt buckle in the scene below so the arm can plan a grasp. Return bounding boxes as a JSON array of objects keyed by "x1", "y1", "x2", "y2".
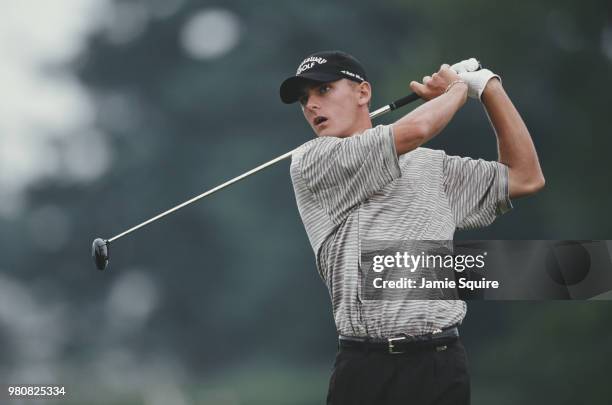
[{"x1": 388, "y1": 334, "x2": 412, "y2": 354}]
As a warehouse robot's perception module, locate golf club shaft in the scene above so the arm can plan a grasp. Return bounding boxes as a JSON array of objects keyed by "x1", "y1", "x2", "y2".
[
  {"x1": 106, "y1": 92, "x2": 421, "y2": 243},
  {"x1": 107, "y1": 148, "x2": 296, "y2": 243}
]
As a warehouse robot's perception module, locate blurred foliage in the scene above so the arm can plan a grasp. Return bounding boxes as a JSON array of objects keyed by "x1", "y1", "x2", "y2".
[{"x1": 1, "y1": 0, "x2": 612, "y2": 403}]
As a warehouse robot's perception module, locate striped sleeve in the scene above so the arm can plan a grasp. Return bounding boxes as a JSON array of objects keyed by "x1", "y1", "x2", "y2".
[
  {"x1": 299, "y1": 125, "x2": 401, "y2": 225},
  {"x1": 442, "y1": 153, "x2": 513, "y2": 229}
]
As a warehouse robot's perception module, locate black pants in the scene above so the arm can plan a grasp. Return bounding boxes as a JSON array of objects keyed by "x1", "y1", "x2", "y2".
[{"x1": 326, "y1": 339, "x2": 470, "y2": 405}]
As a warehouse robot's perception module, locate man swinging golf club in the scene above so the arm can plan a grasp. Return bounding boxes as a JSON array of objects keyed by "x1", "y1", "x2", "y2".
[{"x1": 280, "y1": 50, "x2": 544, "y2": 404}]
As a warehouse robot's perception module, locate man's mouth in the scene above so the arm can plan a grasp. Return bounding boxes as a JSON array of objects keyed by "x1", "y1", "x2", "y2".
[{"x1": 313, "y1": 116, "x2": 328, "y2": 127}]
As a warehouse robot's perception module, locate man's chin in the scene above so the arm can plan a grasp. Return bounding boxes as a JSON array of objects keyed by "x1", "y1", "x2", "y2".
[
  {"x1": 313, "y1": 127, "x2": 326, "y2": 137},
  {"x1": 314, "y1": 126, "x2": 335, "y2": 137}
]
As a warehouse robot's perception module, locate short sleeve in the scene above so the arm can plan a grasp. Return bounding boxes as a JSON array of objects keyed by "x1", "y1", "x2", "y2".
[
  {"x1": 442, "y1": 153, "x2": 513, "y2": 229},
  {"x1": 299, "y1": 124, "x2": 401, "y2": 225}
]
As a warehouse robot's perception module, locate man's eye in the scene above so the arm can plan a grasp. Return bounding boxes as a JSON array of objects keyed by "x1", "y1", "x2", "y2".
[{"x1": 319, "y1": 85, "x2": 331, "y2": 94}]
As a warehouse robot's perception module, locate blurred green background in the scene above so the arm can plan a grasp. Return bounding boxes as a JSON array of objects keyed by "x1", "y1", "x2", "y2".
[{"x1": 1, "y1": 0, "x2": 611, "y2": 403}]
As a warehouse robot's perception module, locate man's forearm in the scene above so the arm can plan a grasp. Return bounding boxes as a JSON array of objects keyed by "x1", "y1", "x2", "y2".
[
  {"x1": 392, "y1": 83, "x2": 468, "y2": 155},
  {"x1": 482, "y1": 79, "x2": 545, "y2": 197}
]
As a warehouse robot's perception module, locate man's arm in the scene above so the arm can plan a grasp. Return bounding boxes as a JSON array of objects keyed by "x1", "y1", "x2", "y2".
[
  {"x1": 393, "y1": 65, "x2": 467, "y2": 156},
  {"x1": 481, "y1": 79, "x2": 545, "y2": 198}
]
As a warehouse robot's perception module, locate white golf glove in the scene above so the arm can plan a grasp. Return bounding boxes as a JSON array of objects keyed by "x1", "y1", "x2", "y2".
[
  {"x1": 460, "y1": 69, "x2": 501, "y2": 101},
  {"x1": 450, "y1": 58, "x2": 480, "y2": 74},
  {"x1": 450, "y1": 58, "x2": 501, "y2": 101}
]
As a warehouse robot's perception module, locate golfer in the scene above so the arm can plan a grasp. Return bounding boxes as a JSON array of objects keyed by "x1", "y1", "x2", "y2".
[{"x1": 280, "y1": 51, "x2": 544, "y2": 404}]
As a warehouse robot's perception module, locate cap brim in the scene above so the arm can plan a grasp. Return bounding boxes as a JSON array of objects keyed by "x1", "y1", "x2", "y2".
[{"x1": 279, "y1": 72, "x2": 343, "y2": 104}]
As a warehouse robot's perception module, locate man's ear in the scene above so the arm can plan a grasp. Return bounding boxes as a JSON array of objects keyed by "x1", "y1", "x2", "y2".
[{"x1": 357, "y1": 81, "x2": 372, "y2": 107}]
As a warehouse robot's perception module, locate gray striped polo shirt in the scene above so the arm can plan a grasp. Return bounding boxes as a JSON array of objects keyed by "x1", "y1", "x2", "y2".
[{"x1": 290, "y1": 124, "x2": 512, "y2": 338}]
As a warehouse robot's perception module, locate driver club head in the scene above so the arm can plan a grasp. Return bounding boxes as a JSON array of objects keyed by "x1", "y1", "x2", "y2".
[{"x1": 92, "y1": 238, "x2": 109, "y2": 271}]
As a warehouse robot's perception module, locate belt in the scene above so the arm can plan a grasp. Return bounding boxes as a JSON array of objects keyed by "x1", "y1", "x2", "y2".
[{"x1": 338, "y1": 326, "x2": 459, "y2": 354}]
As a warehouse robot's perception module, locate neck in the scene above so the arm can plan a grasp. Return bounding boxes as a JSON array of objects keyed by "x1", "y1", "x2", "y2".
[{"x1": 345, "y1": 111, "x2": 373, "y2": 137}]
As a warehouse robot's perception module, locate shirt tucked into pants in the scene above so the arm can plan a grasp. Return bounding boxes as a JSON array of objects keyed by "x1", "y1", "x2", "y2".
[{"x1": 290, "y1": 125, "x2": 512, "y2": 405}]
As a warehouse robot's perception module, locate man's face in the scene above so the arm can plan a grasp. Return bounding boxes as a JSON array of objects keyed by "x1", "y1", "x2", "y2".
[{"x1": 299, "y1": 79, "x2": 367, "y2": 138}]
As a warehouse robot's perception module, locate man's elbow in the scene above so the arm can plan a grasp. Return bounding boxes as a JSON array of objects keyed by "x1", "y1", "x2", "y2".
[
  {"x1": 508, "y1": 168, "x2": 545, "y2": 198},
  {"x1": 522, "y1": 174, "x2": 546, "y2": 195}
]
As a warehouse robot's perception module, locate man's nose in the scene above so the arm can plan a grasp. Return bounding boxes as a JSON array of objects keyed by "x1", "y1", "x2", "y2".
[{"x1": 305, "y1": 94, "x2": 320, "y2": 111}]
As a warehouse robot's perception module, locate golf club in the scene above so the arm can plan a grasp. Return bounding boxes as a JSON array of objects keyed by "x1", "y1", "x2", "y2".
[{"x1": 92, "y1": 59, "x2": 481, "y2": 271}]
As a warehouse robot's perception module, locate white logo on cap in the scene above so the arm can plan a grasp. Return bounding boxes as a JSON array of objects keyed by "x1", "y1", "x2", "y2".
[
  {"x1": 341, "y1": 70, "x2": 364, "y2": 81},
  {"x1": 296, "y1": 56, "x2": 327, "y2": 75}
]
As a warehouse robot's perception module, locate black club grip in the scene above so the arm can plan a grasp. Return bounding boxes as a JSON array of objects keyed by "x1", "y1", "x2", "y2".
[{"x1": 389, "y1": 93, "x2": 420, "y2": 111}]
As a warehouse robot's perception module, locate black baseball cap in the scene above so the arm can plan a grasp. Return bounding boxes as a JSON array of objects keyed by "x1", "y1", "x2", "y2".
[{"x1": 279, "y1": 50, "x2": 368, "y2": 104}]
